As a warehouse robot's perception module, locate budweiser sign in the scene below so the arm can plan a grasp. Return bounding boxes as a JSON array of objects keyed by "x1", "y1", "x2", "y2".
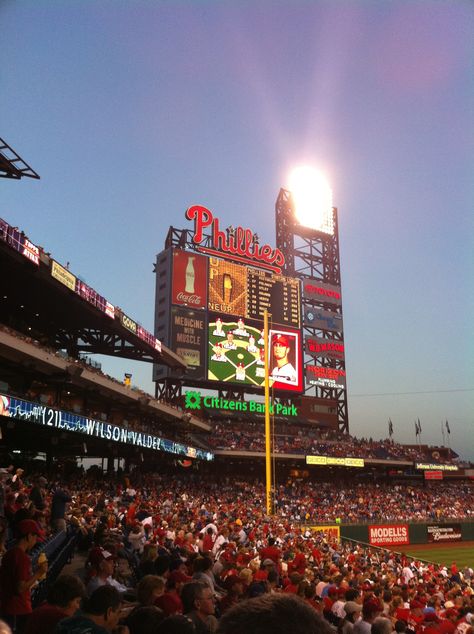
[{"x1": 185, "y1": 205, "x2": 285, "y2": 274}]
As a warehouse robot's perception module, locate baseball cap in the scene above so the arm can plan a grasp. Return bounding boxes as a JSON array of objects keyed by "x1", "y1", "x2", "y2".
[
  {"x1": 89, "y1": 547, "x2": 115, "y2": 567},
  {"x1": 17, "y1": 519, "x2": 45, "y2": 541},
  {"x1": 272, "y1": 334, "x2": 289, "y2": 346},
  {"x1": 262, "y1": 559, "x2": 275, "y2": 566},
  {"x1": 344, "y1": 602, "x2": 362, "y2": 615}
]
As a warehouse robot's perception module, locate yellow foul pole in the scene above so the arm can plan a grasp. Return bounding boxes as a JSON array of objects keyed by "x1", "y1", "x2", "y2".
[{"x1": 264, "y1": 309, "x2": 272, "y2": 515}]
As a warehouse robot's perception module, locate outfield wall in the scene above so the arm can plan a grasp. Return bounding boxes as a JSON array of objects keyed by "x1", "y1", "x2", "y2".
[{"x1": 339, "y1": 521, "x2": 474, "y2": 546}]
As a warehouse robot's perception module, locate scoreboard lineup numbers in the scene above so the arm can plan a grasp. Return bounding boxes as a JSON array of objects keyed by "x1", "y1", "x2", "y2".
[{"x1": 206, "y1": 254, "x2": 301, "y2": 329}]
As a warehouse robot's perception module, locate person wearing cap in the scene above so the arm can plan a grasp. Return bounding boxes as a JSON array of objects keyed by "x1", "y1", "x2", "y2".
[
  {"x1": 340, "y1": 601, "x2": 362, "y2": 634},
  {"x1": 234, "y1": 318, "x2": 249, "y2": 337},
  {"x1": 86, "y1": 549, "x2": 129, "y2": 597},
  {"x1": 353, "y1": 599, "x2": 383, "y2": 634},
  {"x1": 271, "y1": 334, "x2": 297, "y2": 383},
  {"x1": 223, "y1": 331, "x2": 237, "y2": 350},
  {"x1": 211, "y1": 343, "x2": 227, "y2": 362},
  {"x1": 213, "y1": 318, "x2": 225, "y2": 336},
  {"x1": 0, "y1": 519, "x2": 47, "y2": 634},
  {"x1": 246, "y1": 334, "x2": 258, "y2": 353}
]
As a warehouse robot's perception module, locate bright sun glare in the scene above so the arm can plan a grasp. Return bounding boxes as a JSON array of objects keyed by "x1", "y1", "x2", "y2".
[{"x1": 288, "y1": 166, "x2": 334, "y2": 234}]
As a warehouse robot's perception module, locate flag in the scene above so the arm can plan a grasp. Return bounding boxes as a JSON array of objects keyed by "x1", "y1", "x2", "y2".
[
  {"x1": 417, "y1": 418, "x2": 422, "y2": 433},
  {"x1": 415, "y1": 420, "x2": 419, "y2": 435},
  {"x1": 446, "y1": 420, "x2": 450, "y2": 434},
  {"x1": 388, "y1": 419, "x2": 393, "y2": 437}
]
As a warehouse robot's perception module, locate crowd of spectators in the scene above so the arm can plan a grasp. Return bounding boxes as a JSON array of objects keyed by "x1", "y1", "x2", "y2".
[
  {"x1": 208, "y1": 420, "x2": 461, "y2": 465},
  {"x1": 0, "y1": 465, "x2": 473, "y2": 634}
]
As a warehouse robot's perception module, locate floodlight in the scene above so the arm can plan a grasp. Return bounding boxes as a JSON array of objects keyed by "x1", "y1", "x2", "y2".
[{"x1": 288, "y1": 166, "x2": 334, "y2": 234}]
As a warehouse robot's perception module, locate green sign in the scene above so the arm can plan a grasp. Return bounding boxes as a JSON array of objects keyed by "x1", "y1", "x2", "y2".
[{"x1": 184, "y1": 391, "x2": 298, "y2": 417}]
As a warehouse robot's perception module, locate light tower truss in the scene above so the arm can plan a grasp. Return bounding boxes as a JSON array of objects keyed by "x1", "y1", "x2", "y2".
[{"x1": 275, "y1": 188, "x2": 349, "y2": 433}]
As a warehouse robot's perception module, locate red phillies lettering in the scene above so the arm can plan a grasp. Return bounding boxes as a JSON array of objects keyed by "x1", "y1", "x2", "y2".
[{"x1": 185, "y1": 205, "x2": 285, "y2": 272}]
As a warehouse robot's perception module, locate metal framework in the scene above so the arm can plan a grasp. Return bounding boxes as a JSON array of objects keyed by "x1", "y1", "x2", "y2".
[
  {"x1": 275, "y1": 188, "x2": 349, "y2": 433},
  {"x1": 0, "y1": 138, "x2": 40, "y2": 180}
]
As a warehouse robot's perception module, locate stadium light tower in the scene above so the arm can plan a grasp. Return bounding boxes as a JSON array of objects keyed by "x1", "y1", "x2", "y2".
[
  {"x1": 275, "y1": 166, "x2": 349, "y2": 434},
  {"x1": 288, "y1": 166, "x2": 334, "y2": 234}
]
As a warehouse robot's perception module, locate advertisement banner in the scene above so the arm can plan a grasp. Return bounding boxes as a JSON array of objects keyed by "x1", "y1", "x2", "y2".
[
  {"x1": 368, "y1": 525, "x2": 409, "y2": 547},
  {"x1": 415, "y1": 463, "x2": 458, "y2": 472},
  {"x1": 303, "y1": 280, "x2": 342, "y2": 305},
  {"x1": 0, "y1": 392, "x2": 213, "y2": 461},
  {"x1": 306, "y1": 456, "x2": 364, "y2": 468},
  {"x1": 424, "y1": 471, "x2": 443, "y2": 480},
  {"x1": 304, "y1": 306, "x2": 343, "y2": 332},
  {"x1": 171, "y1": 306, "x2": 206, "y2": 379},
  {"x1": 171, "y1": 249, "x2": 208, "y2": 309},
  {"x1": 306, "y1": 336, "x2": 345, "y2": 360},
  {"x1": 427, "y1": 524, "x2": 462, "y2": 543},
  {"x1": 51, "y1": 260, "x2": 77, "y2": 291},
  {"x1": 306, "y1": 365, "x2": 346, "y2": 389}
]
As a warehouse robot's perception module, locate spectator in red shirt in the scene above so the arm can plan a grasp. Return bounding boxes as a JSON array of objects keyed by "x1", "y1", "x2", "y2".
[
  {"x1": 0, "y1": 520, "x2": 47, "y2": 634},
  {"x1": 24, "y1": 574, "x2": 86, "y2": 634}
]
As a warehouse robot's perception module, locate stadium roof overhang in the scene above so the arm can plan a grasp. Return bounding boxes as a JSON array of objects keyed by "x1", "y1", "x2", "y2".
[{"x1": 0, "y1": 241, "x2": 185, "y2": 371}]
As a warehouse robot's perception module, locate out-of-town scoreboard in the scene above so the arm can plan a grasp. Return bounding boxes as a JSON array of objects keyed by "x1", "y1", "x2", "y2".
[{"x1": 154, "y1": 205, "x2": 344, "y2": 400}]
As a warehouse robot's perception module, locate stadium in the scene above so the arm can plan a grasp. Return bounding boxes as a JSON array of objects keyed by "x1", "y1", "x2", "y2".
[{"x1": 0, "y1": 138, "x2": 473, "y2": 634}]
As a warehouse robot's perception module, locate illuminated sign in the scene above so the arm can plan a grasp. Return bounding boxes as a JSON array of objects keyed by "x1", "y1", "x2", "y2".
[
  {"x1": 121, "y1": 312, "x2": 138, "y2": 334},
  {"x1": 303, "y1": 280, "x2": 342, "y2": 305},
  {"x1": 0, "y1": 219, "x2": 39, "y2": 266},
  {"x1": 415, "y1": 463, "x2": 458, "y2": 472},
  {"x1": 170, "y1": 307, "x2": 206, "y2": 379},
  {"x1": 184, "y1": 391, "x2": 298, "y2": 416},
  {"x1": 207, "y1": 316, "x2": 303, "y2": 393},
  {"x1": 51, "y1": 260, "x2": 77, "y2": 291},
  {"x1": 304, "y1": 306, "x2": 342, "y2": 331},
  {"x1": 427, "y1": 524, "x2": 462, "y2": 543},
  {"x1": 0, "y1": 392, "x2": 213, "y2": 461},
  {"x1": 172, "y1": 249, "x2": 208, "y2": 309},
  {"x1": 208, "y1": 258, "x2": 301, "y2": 329},
  {"x1": 306, "y1": 366, "x2": 346, "y2": 389},
  {"x1": 22, "y1": 239, "x2": 40, "y2": 266},
  {"x1": 76, "y1": 280, "x2": 112, "y2": 317},
  {"x1": 208, "y1": 258, "x2": 248, "y2": 317},
  {"x1": 306, "y1": 336, "x2": 344, "y2": 360},
  {"x1": 369, "y1": 524, "x2": 409, "y2": 546},
  {"x1": 306, "y1": 456, "x2": 364, "y2": 467},
  {"x1": 185, "y1": 205, "x2": 285, "y2": 274}
]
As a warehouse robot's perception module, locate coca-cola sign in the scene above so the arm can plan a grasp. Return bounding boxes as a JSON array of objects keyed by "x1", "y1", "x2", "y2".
[
  {"x1": 185, "y1": 205, "x2": 285, "y2": 274},
  {"x1": 171, "y1": 249, "x2": 208, "y2": 309}
]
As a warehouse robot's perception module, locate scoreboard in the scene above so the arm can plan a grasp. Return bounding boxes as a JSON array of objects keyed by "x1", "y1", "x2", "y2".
[
  {"x1": 208, "y1": 256, "x2": 300, "y2": 328},
  {"x1": 155, "y1": 246, "x2": 304, "y2": 393},
  {"x1": 247, "y1": 268, "x2": 300, "y2": 328}
]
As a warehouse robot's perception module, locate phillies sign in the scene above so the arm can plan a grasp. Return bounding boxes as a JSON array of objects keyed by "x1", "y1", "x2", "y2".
[{"x1": 185, "y1": 205, "x2": 285, "y2": 274}]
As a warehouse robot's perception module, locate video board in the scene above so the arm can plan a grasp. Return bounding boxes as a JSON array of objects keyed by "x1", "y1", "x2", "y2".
[
  {"x1": 207, "y1": 314, "x2": 303, "y2": 392},
  {"x1": 160, "y1": 247, "x2": 304, "y2": 393}
]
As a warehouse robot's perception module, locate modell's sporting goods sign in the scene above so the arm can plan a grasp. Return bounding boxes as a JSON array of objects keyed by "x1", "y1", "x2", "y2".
[{"x1": 368, "y1": 524, "x2": 409, "y2": 547}]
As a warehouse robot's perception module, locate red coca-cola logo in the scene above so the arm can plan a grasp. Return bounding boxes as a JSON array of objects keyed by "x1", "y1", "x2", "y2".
[{"x1": 176, "y1": 292, "x2": 202, "y2": 305}]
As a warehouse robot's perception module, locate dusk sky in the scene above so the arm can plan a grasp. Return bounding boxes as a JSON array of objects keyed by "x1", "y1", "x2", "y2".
[{"x1": 2, "y1": 1, "x2": 473, "y2": 460}]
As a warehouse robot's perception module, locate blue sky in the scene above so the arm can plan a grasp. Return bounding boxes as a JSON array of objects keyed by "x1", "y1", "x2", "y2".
[{"x1": 1, "y1": 1, "x2": 473, "y2": 459}]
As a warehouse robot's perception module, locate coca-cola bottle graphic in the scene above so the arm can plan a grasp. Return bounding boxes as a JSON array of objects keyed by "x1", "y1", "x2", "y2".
[{"x1": 185, "y1": 256, "x2": 195, "y2": 293}]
